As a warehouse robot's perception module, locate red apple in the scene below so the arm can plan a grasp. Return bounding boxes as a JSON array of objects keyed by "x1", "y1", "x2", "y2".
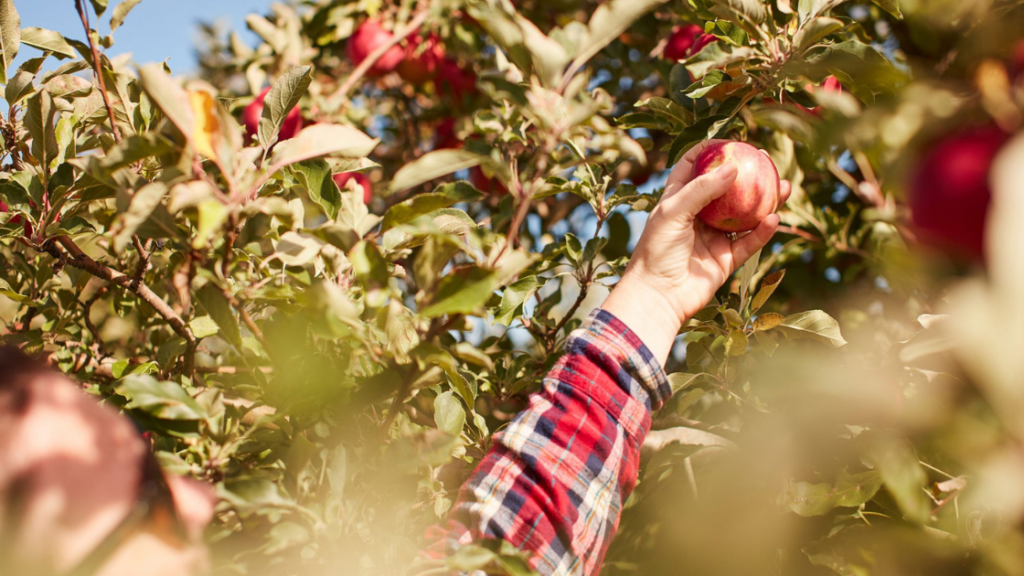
[
  {"x1": 909, "y1": 125, "x2": 1009, "y2": 260},
  {"x1": 433, "y1": 118, "x2": 460, "y2": 150},
  {"x1": 470, "y1": 166, "x2": 509, "y2": 195},
  {"x1": 347, "y1": 20, "x2": 405, "y2": 77},
  {"x1": 1010, "y1": 39, "x2": 1024, "y2": 79},
  {"x1": 663, "y1": 24, "x2": 703, "y2": 61},
  {"x1": 694, "y1": 141, "x2": 781, "y2": 233},
  {"x1": 436, "y1": 59, "x2": 477, "y2": 106},
  {"x1": 801, "y1": 75, "x2": 843, "y2": 115},
  {"x1": 334, "y1": 172, "x2": 372, "y2": 205},
  {"x1": 243, "y1": 87, "x2": 304, "y2": 144},
  {"x1": 690, "y1": 33, "x2": 717, "y2": 57},
  {"x1": 398, "y1": 32, "x2": 445, "y2": 84}
]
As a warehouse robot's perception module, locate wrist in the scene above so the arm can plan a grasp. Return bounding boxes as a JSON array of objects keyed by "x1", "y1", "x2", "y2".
[{"x1": 600, "y1": 272, "x2": 685, "y2": 366}]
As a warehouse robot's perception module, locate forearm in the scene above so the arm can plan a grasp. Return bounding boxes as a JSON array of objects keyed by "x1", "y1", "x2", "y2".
[
  {"x1": 600, "y1": 273, "x2": 685, "y2": 367},
  {"x1": 438, "y1": 310, "x2": 671, "y2": 575}
]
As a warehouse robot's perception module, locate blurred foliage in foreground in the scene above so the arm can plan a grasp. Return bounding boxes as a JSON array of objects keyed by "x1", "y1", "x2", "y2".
[{"x1": 2, "y1": 0, "x2": 1024, "y2": 574}]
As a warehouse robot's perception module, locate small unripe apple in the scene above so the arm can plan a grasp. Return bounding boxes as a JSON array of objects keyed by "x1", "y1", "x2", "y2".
[
  {"x1": 663, "y1": 24, "x2": 703, "y2": 61},
  {"x1": 470, "y1": 166, "x2": 509, "y2": 195},
  {"x1": 347, "y1": 20, "x2": 405, "y2": 77},
  {"x1": 243, "y1": 87, "x2": 304, "y2": 144},
  {"x1": 436, "y1": 59, "x2": 477, "y2": 106},
  {"x1": 694, "y1": 142, "x2": 781, "y2": 233},
  {"x1": 910, "y1": 125, "x2": 1009, "y2": 260},
  {"x1": 334, "y1": 172, "x2": 372, "y2": 204},
  {"x1": 398, "y1": 33, "x2": 445, "y2": 84}
]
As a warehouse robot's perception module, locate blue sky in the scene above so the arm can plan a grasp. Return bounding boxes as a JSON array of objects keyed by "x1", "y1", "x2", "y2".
[{"x1": 15, "y1": 0, "x2": 272, "y2": 73}]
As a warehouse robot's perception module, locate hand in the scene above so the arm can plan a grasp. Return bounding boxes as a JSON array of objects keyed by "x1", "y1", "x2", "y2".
[{"x1": 602, "y1": 140, "x2": 792, "y2": 364}]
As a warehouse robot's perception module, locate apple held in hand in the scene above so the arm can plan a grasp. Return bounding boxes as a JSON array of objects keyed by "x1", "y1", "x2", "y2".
[
  {"x1": 694, "y1": 141, "x2": 781, "y2": 233},
  {"x1": 243, "y1": 87, "x2": 304, "y2": 144},
  {"x1": 910, "y1": 125, "x2": 1009, "y2": 260},
  {"x1": 334, "y1": 172, "x2": 372, "y2": 205},
  {"x1": 347, "y1": 20, "x2": 405, "y2": 77}
]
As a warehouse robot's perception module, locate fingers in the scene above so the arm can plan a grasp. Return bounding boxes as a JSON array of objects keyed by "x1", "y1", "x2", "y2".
[
  {"x1": 779, "y1": 180, "x2": 792, "y2": 206},
  {"x1": 730, "y1": 213, "x2": 780, "y2": 268},
  {"x1": 669, "y1": 163, "x2": 738, "y2": 217},
  {"x1": 663, "y1": 139, "x2": 734, "y2": 200}
]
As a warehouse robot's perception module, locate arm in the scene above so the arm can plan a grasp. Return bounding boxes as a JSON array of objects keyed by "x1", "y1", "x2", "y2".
[{"x1": 433, "y1": 141, "x2": 791, "y2": 575}]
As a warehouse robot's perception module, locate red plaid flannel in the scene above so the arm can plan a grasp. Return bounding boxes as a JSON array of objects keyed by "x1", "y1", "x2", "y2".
[{"x1": 433, "y1": 309, "x2": 672, "y2": 575}]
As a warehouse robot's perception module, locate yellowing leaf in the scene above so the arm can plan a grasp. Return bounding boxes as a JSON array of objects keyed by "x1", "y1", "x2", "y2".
[
  {"x1": 188, "y1": 90, "x2": 221, "y2": 160},
  {"x1": 753, "y1": 312, "x2": 785, "y2": 331}
]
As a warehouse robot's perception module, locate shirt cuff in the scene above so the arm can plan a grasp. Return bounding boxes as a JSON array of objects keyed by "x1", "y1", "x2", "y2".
[{"x1": 568, "y1": 309, "x2": 673, "y2": 412}]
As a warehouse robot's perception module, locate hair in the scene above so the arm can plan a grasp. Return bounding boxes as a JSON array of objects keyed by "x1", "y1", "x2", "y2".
[{"x1": 0, "y1": 345, "x2": 48, "y2": 416}]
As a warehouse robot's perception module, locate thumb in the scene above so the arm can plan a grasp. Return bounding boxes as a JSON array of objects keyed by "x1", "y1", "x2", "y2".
[{"x1": 661, "y1": 163, "x2": 738, "y2": 219}]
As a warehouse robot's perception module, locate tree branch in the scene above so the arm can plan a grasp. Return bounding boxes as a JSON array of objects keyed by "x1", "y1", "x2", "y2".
[
  {"x1": 75, "y1": 0, "x2": 122, "y2": 143},
  {"x1": 45, "y1": 236, "x2": 197, "y2": 374}
]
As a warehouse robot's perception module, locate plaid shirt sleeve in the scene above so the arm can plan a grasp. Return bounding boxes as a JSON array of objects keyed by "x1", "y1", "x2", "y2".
[{"x1": 429, "y1": 308, "x2": 673, "y2": 576}]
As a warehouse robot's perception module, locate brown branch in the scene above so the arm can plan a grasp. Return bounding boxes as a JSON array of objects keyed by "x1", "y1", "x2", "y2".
[
  {"x1": 131, "y1": 237, "x2": 152, "y2": 290},
  {"x1": 327, "y1": 11, "x2": 428, "y2": 109},
  {"x1": 82, "y1": 285, "x2": 108, "y2": 355},
  {"x1": 223, "y1": 289, "x2": 266, "y2": 346},
  {"x1": 46, "y1": 236, "x2": 197, "y2": 375},
  {"x1": 75, "y1": 0, "x2": 121, "y2": 143}
]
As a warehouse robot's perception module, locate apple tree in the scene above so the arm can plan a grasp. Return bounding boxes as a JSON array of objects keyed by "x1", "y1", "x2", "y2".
[{"x1": 2, "y1": 0, "x2": 1024, "y2": 574}]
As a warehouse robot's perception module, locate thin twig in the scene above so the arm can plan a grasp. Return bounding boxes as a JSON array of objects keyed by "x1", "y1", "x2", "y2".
[
  {"x1": 223, "y1": 289, "x2": 266, "y2": 346},
  {"x1": 75, "y1": 0, "x2": 122, "y2": 143},
  {"x1": 327, "y1": 11, "x2": 428, "y2": 109},
  {"x1": 45, "y1": 236, "x2": 197, "y2": 375},
  {"x1": 131, "y1": 236, "x2": 152, "y2": 290}
]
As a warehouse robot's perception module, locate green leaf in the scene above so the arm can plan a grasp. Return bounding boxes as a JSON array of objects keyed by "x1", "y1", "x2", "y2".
[
  {"x1": 494, "y1": 275, "x2": 543, "y2": 326},
  {"x1": 110, "y1": 0, "x2": 144, "y2": 32},
  {"x1": 196, "y1": 284, "x2": 244, "y2": 348},
  {"x1": 258, "y1": 65, "x2": 312, "y2": 150},
  {"x1": 137, "y1": 63, "x2": 195, "y2": 143},
  {"x1": 189, "y1": 315, "x2": 220, "y2": 339},
  {"x1": 268, "y1": 124, "x2": 378, "y2": 172},
  {"x1": 193, "y1": 200, "x2": 229, "y2": 250},
  {"x1": 5, "y1": 55, "x2": 45, "y2": 105},
  {"x1": 634, "y1": 96, "x2": 695, "y2": 130},
  {"x1": 724, "y1": 329, "x2": 749, "y2": 356},
  {"x1": 388, "y1": 149, "x2": 488, "y2": 194},
  {"x1": 786, "y1": 481, "x2": 838, "y2": 517},
  {"x1": 667, "y1": 372, "x2": 702, "y2": 394},
  {"x1": 710, "y1": 0, "x2": 767, "y2": 23},
  {"x1": 682, "y1": 69, "x2": 730, "y2": 99},
  {"x1": 24, "y1": 91, "x2": 58, "y2": 180},
  {"x1": 90, "y1": 0, "x2": 109, "y2": 17},
  {"x1": 753, "y1": 312, "x2": 785, "y2": 332},
  {"x1": 777, "y1": 310, "x2": 847, "y2": 347},
  {"x1": 20, "y1": 27, "x2": 75, "y2": 59},
  {"x1": 574, "y1": 0, "x2": 669, "y2": 73},
  {"x1": 793, "y1": 17, "x2": 843, "y2": 52},
  {"x1": 112, "y1": 182, "x2": 169, "y2": 252},
  {"x1": 434, "y1": 391, "x2": 466, "y2": 436},
  {"x1": 738, "y1": 247, "x2": 761, "y2": 311},
  {"x1": 865, "y1": 433, "x2": 930, "y2": 523},
  {"x1": 0, "y1": 0, "x2": 20, "y2": 83},
  {"x1": 515, "y1": 15, "x2": 569, "y2": 88},
  {"x1": 0, "y1": 278, "x2": 30, "y2": 303},
  {"x1": 667, "y1": 115, "x2": 731, "y2": 163},
  {"x1": 382, "y1": 182, "x2": 482, "y2": 230},
  {"x1": 870, "y1": 0, "x2": 902, "y2": 17},
  {"x1": 350, "y1": 240, "x2": 389, "y2": 288},
  {"x1": 290, "y1": 160, "x2": 340, "y2": 219},
  {"x1": 420, "y1": 267, "x2": 498, "y2": 318},
  {"x1": 117, "y1": 375, "x2": 206, "y2": 420}
]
